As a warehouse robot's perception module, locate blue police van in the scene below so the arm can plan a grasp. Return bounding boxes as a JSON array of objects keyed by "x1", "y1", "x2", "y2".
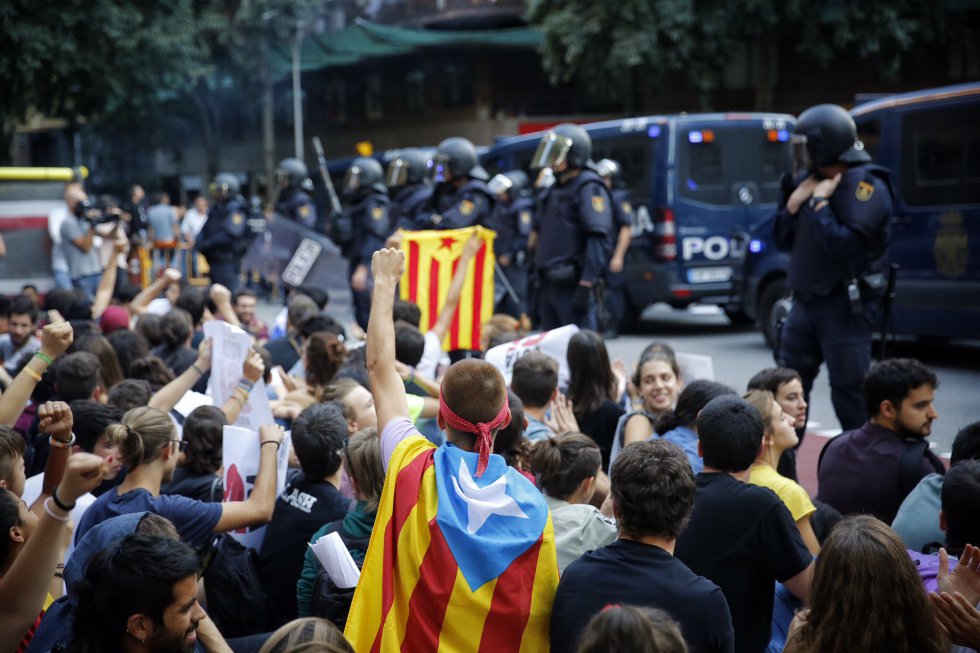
[
  {"x1": 482, "y1": 113, "x2": 796, "y2": 330},
  {"x1": 732, "y1": 83, "x2": 980, "y2": 347}
]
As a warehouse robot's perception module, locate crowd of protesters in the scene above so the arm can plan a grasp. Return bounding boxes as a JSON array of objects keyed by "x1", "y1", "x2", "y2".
[{"x1": 0, "y1": 228, "x2": 978, "y2": 653}]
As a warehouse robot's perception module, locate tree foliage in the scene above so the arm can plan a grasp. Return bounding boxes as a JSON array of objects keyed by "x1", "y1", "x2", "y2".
[{"x1": 526, "y1": 0, "x2": 959, "y2": 110}]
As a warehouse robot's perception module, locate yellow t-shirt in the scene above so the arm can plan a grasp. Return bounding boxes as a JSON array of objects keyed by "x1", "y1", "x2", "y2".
[{"x1": 749, "y1": 463, "x2": 816, "y2": 522}]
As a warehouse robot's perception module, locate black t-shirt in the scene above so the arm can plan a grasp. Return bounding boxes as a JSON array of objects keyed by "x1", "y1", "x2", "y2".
[
  {"x1": 576, "y1": 398, "x2": 625, "y2": 470},
  {"x1": 257, "y1": 474, "x2": 351, "y2": 627},
  {"x1": 550, "y1": 539, "x2": 734, "y2": 653},
  {"x1": 675, "y1": 473, "x2": 812, "y2": 653},
  {"x1": 264, "y1": 335, "x2": 301, "y2": 373}
]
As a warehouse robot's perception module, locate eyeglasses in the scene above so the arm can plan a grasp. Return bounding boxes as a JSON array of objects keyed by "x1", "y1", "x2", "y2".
[{"x1": 172, "y1": 439, "x2": 188, "y2": 452}]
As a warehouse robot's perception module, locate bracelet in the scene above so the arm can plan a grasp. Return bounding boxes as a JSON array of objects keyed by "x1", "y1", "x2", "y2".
[
  {"x1": 34, "y1": 351, "x2": 54, "y2": 366},
  {"x1": 49, "y1": 433, "x2": 77, "y2": 449},
  {"x1": 54, "y1": 571, "x2": 64, "y2": 578},
  {"x1": 260, "y1": 440, "x2": 280, "y2": 450},
  {"x1": 234, "y1": 387, "x2": 250, "y2": 402},
  {"x1": 51, "y1": 487, "x2": 76, "y2": 512},
  {"x1": 22, "y1": 366, "x2": 42, "y2": 382},
  {"x1": 238, "y1": 378, "x2": 255, "y2": 391},
  {"x1": 229, "y1": 394, "x2": 245, "y2": 406},
  {"x1": 43, "y1": 498, "x2": 71, "y2": 522},
  {"x1": 191, "y1": 364, "x2": 205, "y2": 376}
]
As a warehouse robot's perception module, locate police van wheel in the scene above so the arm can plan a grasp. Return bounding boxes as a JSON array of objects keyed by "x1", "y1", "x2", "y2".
[
  {"x1": 758, "y1": 280, "x2": 790, "y2": 350},
  {"x1": 723, "y1": 307, "x2": 753, "y2": 326}
]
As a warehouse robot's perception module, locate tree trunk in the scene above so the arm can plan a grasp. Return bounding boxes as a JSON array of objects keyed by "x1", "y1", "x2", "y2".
[{"x1": 261, "y1": 45, "x2": 276, "y2": 208}]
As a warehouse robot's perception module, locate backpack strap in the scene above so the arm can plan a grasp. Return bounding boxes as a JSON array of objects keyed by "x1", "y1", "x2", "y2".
[{"x1": 899, "y1": 438, "x2": 930, "y2": 498}]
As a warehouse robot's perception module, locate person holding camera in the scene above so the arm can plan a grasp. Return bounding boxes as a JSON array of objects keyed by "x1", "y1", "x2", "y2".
[
  {"x1": 774, "y1": 104, "x2": 892, "y2": 475},
  {"x1": 60, "y1": 185, "x2": 105, "y2": 299}
]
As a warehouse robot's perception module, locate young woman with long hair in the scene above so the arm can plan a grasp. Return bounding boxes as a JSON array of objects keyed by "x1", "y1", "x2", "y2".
[{"x1": 566, "y1": 330, "x2": 624, "y2": 470}]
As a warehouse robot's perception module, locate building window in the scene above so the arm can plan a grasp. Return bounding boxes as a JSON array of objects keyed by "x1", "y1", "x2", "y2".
[
  {"x1": 406, "y1": 69, "x2": 426, "y2": 114},
  {"x1": 366, "y1": 73, "x2": 384, "y2": 121}
]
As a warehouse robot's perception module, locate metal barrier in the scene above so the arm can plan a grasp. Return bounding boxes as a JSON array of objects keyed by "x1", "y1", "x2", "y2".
[{"x1": 137, "y1": 243, "x2": 211, "y2": 288}]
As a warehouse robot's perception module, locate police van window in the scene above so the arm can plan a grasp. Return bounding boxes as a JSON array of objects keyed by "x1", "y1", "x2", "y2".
[
  {"x1": 592, "y1": 134, "x2": 653, "y2": 202},
  {"x1": 901, "y1": 104, "x2": 980, "y2": 206},
  {"x1": 678, "y1": 130, "x2": 727, "y2": 205},
  {"x1": 856, "y1": 118, "x2": 882, "y2": 161}
]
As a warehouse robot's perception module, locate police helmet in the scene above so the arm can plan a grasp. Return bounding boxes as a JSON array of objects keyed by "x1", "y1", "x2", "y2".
[
  {"x1": 791, "y1": 104, "x2": 870, "y2": 173},
  {"x1": 210, "y1": 173, "x2": 240, "y2": 201},
  {"x1": 276, "y1": 158, "x2": 311, "y2": 189},
  {"x1": 487, "y1": 170, "x2": 530, "y2": 199},
  {"x1": 594, "y1": 158, "x2": 621, "y2": 181},
  {"x1": 385, "y1": 149, "x2": 429, "y2": 189},
  {"x1": 531, "y1": 123, "x2": 592, "y2": 171},
  {"x1": 429, "y1": 137, "x2": 480, "y2": 183},
  {"x1": 343, "y1": 157, "x2": 386, "y2": 196}
]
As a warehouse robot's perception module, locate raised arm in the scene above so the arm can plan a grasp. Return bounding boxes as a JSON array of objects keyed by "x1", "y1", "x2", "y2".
[
  {"x1": 220, "y1": 350, "x2": 265, "y2": 424},
  {"x1": 0, "y1": 453, "x2": 106, "y2": 653},
  {"x1": 368, "y1": 248, "x2": 410, "y2": 430},
  {"x1": 210, "y1": 284, "x2": 241, "y2": 328},
  {"x1": 149, "y1": 338, "x2": 212, "y2": 412},
  {"x1": 34, "y1": 401, "x2": 75, "y2": 510},
  {"x1": 91, "y1": 239, "x2": 127, "y2": 320},
  {"x1": 213, "y1": 423, "x2": 285, "y2": 532},
  {"x1": 0, "y1": 321, "x2": 73, "y2": 427},
  {"x1": 131, "y1": 267, "x2": 181, "y2": 315},
  {"x1": 431, "y1": 232, "x2": 483, "y2": 342}
]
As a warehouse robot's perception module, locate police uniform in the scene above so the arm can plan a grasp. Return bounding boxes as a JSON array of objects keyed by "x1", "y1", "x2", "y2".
[
  {"x1": 197, "y1": 196, "x2": 247, "y2": 292},
  {"x1": 277, "y1": 188, "x2": 318, "y2": 230},
  {"x1": 346, "y1": 191, "x2": 391, "y2": 329},
  {"x1": 488, "y1": 195, "x2": 534, "y2": 318},
  {"x1": 534, "y1": 170, "x2": 614, "y2": 330},
  {"x1": 390, "y1": 183, "x2": 433, "y2": 232},
  {"x1": 603, "y1": 187, "x2": 634, "y2": 331},
  {"x1": 421, "y1": 179, "x2": 493, "y2": 230},
  {"x1": 775, "y1": 163, "x2": 892, "y2": 432}
]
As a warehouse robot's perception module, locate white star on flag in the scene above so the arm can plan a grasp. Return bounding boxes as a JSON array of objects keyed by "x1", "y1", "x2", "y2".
[{"x1": 450, "y1": 459, "x2": 529, "y2": 534}]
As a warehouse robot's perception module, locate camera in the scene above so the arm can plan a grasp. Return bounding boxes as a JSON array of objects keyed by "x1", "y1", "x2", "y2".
[{"x1": 73, "y1": 198, "x2": 121, "y2": 226}]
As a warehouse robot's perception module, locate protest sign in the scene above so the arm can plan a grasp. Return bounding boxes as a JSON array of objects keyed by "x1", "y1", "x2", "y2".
[
  {"x1": 221, "y1": 425, "x2": 291, "y2": 547},
  {"x1": 204, "y1": 319, "x2": 275, "y2": 431},
  {"x1": 483, "y1": 324, "x2": 580, "y2": 388}
]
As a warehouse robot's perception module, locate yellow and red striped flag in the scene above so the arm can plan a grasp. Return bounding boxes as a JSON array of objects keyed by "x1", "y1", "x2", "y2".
[
  {"x1": 344, "y1": 430, "x2": 558, "y2": 652},
  {"x1": 399, "y1": 226, "x2": 495, "y2": 351}
]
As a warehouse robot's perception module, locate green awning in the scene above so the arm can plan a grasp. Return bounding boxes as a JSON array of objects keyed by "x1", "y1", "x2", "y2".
[{"x1": 271, "y1": 18, "x2": 542, "y2": 78}]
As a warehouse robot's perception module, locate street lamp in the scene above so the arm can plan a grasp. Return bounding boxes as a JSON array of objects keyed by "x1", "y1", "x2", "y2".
[{"x1": 291, "y1": 20, "x2": 305, "y2": 161}]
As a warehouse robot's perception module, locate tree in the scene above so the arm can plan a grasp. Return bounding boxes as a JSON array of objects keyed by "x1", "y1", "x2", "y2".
[{"x1": 526, "y1": 0, "x2": 960, "y2": 111}]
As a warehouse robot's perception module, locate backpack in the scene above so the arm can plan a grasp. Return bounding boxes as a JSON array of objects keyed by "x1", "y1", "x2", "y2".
[
  {"x1": 201, "y1": 534, "x2": 270, "y2": 637},
  {"x1": 310, "y1": 522, "x2": 371, "y2": 628}
]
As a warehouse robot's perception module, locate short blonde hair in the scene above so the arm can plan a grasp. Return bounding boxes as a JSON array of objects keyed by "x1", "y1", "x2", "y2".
[{"x1": 257, "y1": 617, "x2": 353, "y2": 653}]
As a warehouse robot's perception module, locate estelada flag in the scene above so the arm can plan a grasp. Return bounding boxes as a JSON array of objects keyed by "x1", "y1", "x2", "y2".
[
  {"x1": 399, "y1": 226, "x2": 495, "y2": 351},
  {"x1": 345, "y1": 427, "x2": 558, "y2": 652}
]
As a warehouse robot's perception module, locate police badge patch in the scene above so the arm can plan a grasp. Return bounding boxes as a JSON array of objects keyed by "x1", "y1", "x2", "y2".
[
  {"x1": 299, "y1": 205, "x2": 311, "y2": 218},
  {"x1": 371, "y1": 206, "x2": 385, "y2": 221},
  {"x1": 460, "y1": 199, "x2": 475, "y2": 216},
  {"x1": 622, "y1": 202, "x2": 632, "y2": 214},
  {"x1": 519, "y1": 210, "x2": 532, "y2": 225},
  {"x1": 855, "y1": 181, "x2": 874, "y2": 202},
  {"x1": 591, "y1": 195, "x2": 606, "y2": 213},
  {"x1": 232, "y1": 212, "x2": 244, "y2": 225}
]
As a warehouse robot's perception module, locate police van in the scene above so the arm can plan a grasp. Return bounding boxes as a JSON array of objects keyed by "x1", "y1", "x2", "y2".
[
  {"x1": 733, "y1": 83, "x2": 980, "y2": 347},
  {"x1": 482, "y1": 113, "x2": 796, "y2": 330}
]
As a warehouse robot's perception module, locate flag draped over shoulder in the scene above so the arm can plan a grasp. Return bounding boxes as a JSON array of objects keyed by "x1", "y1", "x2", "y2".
[
  {"x1": 345, "y1": 433, "x2": 558, "y2": 652},
  {"x1": 399, "y1": 226, "x2": 495, "y2": 351}
]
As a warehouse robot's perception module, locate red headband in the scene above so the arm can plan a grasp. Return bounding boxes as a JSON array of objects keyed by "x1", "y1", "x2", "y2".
[{"x1": 439, "y1": 391, "x2": 510, "y2": 477}]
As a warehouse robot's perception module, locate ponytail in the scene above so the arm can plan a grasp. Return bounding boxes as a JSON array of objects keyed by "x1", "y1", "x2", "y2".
[
  {"x1": 530, "y1": 432, "x2": 602, "y2": 501},
  {"x1": 654, "y1": 410, "x2": 680, "y2": 436},
  {"x1": 105, "y1": 406, "x2": 176, "y2": 469}
]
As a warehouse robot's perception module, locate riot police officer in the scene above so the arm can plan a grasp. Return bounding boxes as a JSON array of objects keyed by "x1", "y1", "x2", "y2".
[
  {"x1": 343, "y1": 157, "x2": 391, "y2": 329},
  {"x1": 386, "y1": 149, "x2": 433, "y2": 232},
  {"x1": 197, "y1": 173, "x2": 247, "y2": 292},
  {"x1": 275, "y1": 158, "x2": 318, "y2": 230},
  {"x1": 775, "y1": 103, "x2": 892, "y2": 477},
  {"x1": 417, "y1": 137, "x2": 493, "y2": 230},
  {"x1": 531, "y1": 124, "x2": 614, "y2": 330},
  {"x1": 486, "y1": 170, "x2": 534, "y2": 319},
  {"x1": 595, "y1": 158, "x2": 635, "y2": 338}
]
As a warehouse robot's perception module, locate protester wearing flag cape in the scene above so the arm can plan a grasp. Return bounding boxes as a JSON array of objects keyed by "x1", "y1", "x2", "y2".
[{"x1": 345, "y1": 247, "x2": 558, "y2": 651}]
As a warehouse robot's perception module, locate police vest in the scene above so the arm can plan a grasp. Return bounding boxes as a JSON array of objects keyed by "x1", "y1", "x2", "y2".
[{"x1": 534, "y1": 170, "x2": 609, "y2": 270}]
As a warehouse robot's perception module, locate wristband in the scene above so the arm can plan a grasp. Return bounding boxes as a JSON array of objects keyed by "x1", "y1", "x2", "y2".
[
  {"x1": 34, "y1": 351, "x2": 54, "y2": 366},
  {"x1": 44, "y1": 498, "x2": 71, "y2": 522},
  {"x1": 238, "y1": 378, "x2": 255, "y2": 391},
  {"x1": 234, "y1": 387, "x2": 250, "y2": 402},
  {"x1": 51, "y1": 487, "x2": 76, "y2": 512},
  {"x1": 22, "y1": 366, "x2": 42, "y2": 382},
  {"x1": 49, "y1": 432, "x2": 77, "y2": 449},
  {"x1": 191, "y1": 363, "x2": 205, "y2": 376},
  {"x1": 260, "y1": 440, "x2": 281, "y2": 450}
]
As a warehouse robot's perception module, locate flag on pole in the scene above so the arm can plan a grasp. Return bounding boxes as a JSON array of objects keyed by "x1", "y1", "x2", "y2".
[
  {"x1": 399, "y1": 226, "x2": 495, "y2": 351},
  {"x1": 345, "y1": 430, "x2": 558, "y2": 652}
]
